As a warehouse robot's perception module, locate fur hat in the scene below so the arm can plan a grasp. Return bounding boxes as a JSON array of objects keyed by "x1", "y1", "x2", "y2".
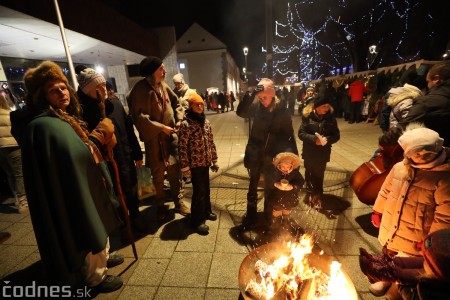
[
  {"x1": 256, "y1": 78, "x2": 276, "y2": 99},
  {"x1": 24, "y1": 60, "x2": 69, "y2": 104},
  {"x1": 273, "y1": 152, "x2": 301, "y2": 170},
  {"x1": 423, "y1": 229, "x2": 450, "y2": 281},
  {"x1": 188, "y1": 93, "x2": 204, "y2": 107},
  {"x1": 313, "y1": 97, "x2": 330, "y2": 108},
  {"x1": 77, "y1": 68, "x2": 106, "y2": 95},
  {"x1": 139, "y1": 56, "x2": 162, "y2": 77},
  {"x1": 398, "y1": 126, "x2": 444, "y2": 157},
  {"x1": 173, "y1": 73, "x2": 185, "y2": 84}
]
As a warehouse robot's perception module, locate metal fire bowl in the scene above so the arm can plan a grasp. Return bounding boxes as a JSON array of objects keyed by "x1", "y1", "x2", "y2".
[{"x1": 238, "y1": 242, "x2": 358, "y2": 300}]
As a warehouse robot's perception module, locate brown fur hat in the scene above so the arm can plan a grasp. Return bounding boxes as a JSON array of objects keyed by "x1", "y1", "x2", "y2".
[{"x1": 24, "y1": 61, "x2": 69, "y2": 105}]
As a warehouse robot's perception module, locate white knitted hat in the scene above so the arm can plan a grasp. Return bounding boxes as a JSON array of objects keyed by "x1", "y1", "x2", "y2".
[{"x1": 398, "y1": 127, "x2": 444, "y2": 157}]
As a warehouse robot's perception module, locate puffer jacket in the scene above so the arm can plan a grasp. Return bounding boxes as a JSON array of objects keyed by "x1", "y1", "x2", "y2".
[
  {"x1": 373, "y1": 148, "x2": 450, "y2": 256},
  {"x1": 298, "y1": 103, "x2": 340, "y2": 163},
  {"x1": 401, "y1": 79, "x2": 450, "y2": 147},
  {"x1": 178, "y1": 110, "x2": 217, "y2": 171},
  {"x1": 386, "y1": 83, "x2": 422, "y2": 128},
  {"x1": 0, "y1": 108, "x2": 18, "y2": 148}
]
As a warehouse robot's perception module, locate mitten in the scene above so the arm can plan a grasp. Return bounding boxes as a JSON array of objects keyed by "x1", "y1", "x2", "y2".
[
  {"x1": 371, "y1": 211, "x2": 382, "y2": 228},
  {"x1": 210, "y1": 162, "x2": 219, "y2": 172},
  {"x1": 89, "y1": 118, "x2": 114, "y2": 145}
]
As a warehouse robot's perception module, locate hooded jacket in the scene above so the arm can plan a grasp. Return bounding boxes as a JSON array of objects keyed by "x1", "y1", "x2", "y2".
[
  {"x1": 373, "y1": 148, "x2": 450, "y2": 256},
  {"x1": 386, "y1": 83, "x2": 422, "y2": 128},
  {"x1": 401, "y1": 79, "x2": 450, "y2": 147},
  {"x1": 10, "y1": 109, "x2": 120, "y2": 285}
]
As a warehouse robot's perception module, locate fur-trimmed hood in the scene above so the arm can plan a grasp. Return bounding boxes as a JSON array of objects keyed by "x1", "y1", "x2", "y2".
[{"x1": 387, "y1": 83, "x2": 423, "y2": 107}]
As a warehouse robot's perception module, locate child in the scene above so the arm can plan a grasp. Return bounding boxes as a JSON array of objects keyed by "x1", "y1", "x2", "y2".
[
  {"x1": 359, "y1": 228, "x2": 450, "y2": 300},
  {"x1": 270, "y1": 152, "x2": 305, "y2": 230},
  {"x1": 178, "y1": 93, "x2": 219, "y2": 235},
  {"x1": 298, "y1": 97, "x2": 340, "y2": 209},
  {"x1": 367, "y1": 125, "x2": 450, "y2": 296}
]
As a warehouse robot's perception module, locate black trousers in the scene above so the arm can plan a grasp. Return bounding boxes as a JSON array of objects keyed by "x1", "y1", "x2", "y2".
[
  {"x1": 350, "y1": 101, "x2": 363, "y2": 122},
  {"x1": 304, "y1": 158, "x2": 327, "y2": 196},
  {"x1": 248, "y1": 158, "x2": 275, "y2": 216},
  {"x1": 190, "y1": 166, "x2": 212, "y2": 227}
]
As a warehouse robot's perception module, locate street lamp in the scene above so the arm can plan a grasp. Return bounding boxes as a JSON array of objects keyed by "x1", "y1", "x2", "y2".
[{"x1": 243, "y1": 46, "x2": 248, "y2": 81}]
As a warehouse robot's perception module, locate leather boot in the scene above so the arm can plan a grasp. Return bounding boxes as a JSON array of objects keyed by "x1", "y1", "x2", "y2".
[{"x1": 243, "y1": 200, "x2": 257, "y2": 227}]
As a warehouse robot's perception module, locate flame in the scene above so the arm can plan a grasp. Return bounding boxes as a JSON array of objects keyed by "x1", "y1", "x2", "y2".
[{"x1": 245, "y1": 234, "x2": 352, "y2": 299}]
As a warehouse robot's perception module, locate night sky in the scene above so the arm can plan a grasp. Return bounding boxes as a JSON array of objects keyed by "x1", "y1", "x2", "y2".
[{"x1": 101, "y1": 0, "x2": 449, "y2": 77}]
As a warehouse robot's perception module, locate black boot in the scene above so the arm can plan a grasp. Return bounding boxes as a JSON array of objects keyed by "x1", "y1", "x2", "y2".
[{"x1": 242, "y1": 203, "x2": 257, "y2": 228}]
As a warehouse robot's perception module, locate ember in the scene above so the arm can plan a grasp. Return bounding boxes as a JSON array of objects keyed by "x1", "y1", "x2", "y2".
[{"x1": 239, "y1": 235, "x2": 357, "y2": 300}]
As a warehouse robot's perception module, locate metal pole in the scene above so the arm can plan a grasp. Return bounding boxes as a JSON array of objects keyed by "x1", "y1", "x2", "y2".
[
  {"x1": 53, "y1": 0, "x2": 77, "y2": 89},
  {"x1": 265, "y1": 0, "x2": 273, "y2": 78}
]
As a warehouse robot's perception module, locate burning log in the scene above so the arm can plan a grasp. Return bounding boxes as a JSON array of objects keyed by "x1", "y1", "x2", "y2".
[{"x1": 238, "y1": 236, "x2": 358, "y2": 300}]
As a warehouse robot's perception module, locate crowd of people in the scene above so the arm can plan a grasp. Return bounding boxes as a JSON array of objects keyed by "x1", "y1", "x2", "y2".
[{"x1": 1, "y1": 57, "x2": 449, "y2": 298}]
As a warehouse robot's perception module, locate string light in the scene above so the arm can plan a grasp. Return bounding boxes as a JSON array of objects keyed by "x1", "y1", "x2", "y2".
[{"x1": 269, "y1": 0, "x2": 431, "y2": 82}]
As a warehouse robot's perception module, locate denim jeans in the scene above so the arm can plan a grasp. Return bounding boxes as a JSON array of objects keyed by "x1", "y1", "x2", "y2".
[{"x1": 0, "y1": 146, "x2": 26, "y2": 201}]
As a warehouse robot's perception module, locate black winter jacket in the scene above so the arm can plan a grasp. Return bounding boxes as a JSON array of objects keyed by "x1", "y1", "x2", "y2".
[
  {"x1": 400, "y1": 79, "x2": 450, "y2": 147},
  {"x1": 298, "y1": 104, "x2": 340, "y2": 163}
]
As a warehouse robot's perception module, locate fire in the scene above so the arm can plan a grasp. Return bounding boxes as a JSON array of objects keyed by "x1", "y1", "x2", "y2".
[{"x1": 244, "y1": 234, "x2": 350, "y2": 299}]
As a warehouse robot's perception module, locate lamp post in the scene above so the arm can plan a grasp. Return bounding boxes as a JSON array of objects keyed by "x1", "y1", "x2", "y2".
[{"x1": 243, "y1": 46, "x2": 248, "y2": 82}]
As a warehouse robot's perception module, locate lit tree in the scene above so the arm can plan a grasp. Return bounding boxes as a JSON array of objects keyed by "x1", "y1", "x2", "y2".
[{"x1": 270, "y1": 0, "x2": 444, "y2": 83}]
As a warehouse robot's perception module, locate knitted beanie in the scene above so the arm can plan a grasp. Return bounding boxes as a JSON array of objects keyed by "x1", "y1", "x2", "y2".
[
  {"x1": 398, "y1": 127, "x2": 444, "y2": 157},
  {"x1": 314, "y1": 97, "x2": 331, "y2": 108},
  {"x1": 188, "y1": 93, "x2": 204, "y2": 107},
  {"x1": 256, "y1": 78, "x2": 276, "y2": 99},
  {"x1": 23, "y1": 60, "x2": 70, "y2": 105},
  {"x1": 77, "y1": 68, "x2": 106, "y2": 95},
  {"x1": 139, "y1": 56, "x2": 162, "y2": 77},
  {"x1": 173, "y1": 73, "x2": 185, "y2": 84},
  {"x1": 423, "y1": 229, "x2": 450, "y2": 281}
]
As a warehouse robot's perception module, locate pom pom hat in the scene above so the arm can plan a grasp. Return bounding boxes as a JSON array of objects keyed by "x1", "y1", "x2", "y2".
[
  {"x1": 139, "y1": 56, "x2": 162, "y2": 77},
  {"x1": 77, "y1": 68, "x2": 106, "y2": 95},
  {"x1": 397, "y1": 127, "x2": 444, "y2": 158},
  {"x1": 256, "y1": 78, "x2": 276, "y2": 99}
]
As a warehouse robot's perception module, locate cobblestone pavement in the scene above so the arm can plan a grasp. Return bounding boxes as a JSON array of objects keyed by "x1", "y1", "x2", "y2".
[{"x1": 1, "y1": 107, "x2": 384, "y2": 299}]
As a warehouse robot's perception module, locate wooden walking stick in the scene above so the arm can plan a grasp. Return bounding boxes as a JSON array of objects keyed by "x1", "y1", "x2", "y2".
[{"x1": 97, "y1": 91, "x2": 138, "y2": 260}]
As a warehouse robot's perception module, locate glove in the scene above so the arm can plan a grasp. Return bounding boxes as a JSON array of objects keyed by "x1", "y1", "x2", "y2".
[
  {"x1": 254, "y1": 84, "x2": 264, "y2": 93},
  {"x1": 416, "y1": 241, "x2": 423, "y2": 251},
  {"x1": 210, "y1": 162, "x2": 219, "y2": 172},
  {"x1": 371, "y1": 211, "x2": 382, "y2": 228},
  {"x1": 182, "y1": 169, "x2": 191, "y2": 180},
  {"x1": 89, "y1": 118, "x2": 114, "y2": 145}
]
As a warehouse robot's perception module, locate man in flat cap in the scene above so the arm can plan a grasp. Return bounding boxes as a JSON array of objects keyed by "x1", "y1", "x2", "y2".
[{"x1": 127, "y1": 56, "x2": 190, "y2": 220}]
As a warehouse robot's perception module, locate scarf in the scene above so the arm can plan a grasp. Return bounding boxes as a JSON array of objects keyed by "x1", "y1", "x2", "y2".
[{"x1": 186, "y1": 109, "x2": 205, "y2": 126}]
